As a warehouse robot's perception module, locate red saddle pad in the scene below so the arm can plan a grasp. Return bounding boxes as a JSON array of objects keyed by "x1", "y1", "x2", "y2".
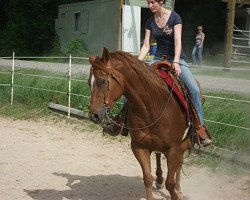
[{"x1": 159, "y1": 69, "x2": 188, "y2": 112}]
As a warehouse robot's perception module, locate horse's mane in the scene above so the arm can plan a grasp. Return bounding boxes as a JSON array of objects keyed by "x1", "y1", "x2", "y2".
[{"x1": 109, "y1": 51, "x2": 166, "y2": 97}]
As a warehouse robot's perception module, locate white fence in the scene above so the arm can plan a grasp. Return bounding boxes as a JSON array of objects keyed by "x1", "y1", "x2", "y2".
[
  {"x1": 0, "y1": 53, "x2": 90, "y2": 118},
  {"x1": 232, "y1": 26, "x2": 250, "y2": 65},
  {"x1": 0, "y1": 53, "x2": 249, "y2": 132}
]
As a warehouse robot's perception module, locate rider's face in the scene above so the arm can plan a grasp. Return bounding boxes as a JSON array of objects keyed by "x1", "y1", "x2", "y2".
[{"x1": 147, "y1": 0, "x2": 163, "y2": 13}]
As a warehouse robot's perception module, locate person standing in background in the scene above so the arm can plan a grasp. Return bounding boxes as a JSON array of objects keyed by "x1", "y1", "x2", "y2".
[{"x1": 192, "y1": 25, "x2": 205, "y2": 66}]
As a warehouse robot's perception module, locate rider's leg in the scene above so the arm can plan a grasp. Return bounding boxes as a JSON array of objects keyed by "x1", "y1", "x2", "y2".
[{"x1": 178, "y1": 59, "x2": 212, "y2": 146}]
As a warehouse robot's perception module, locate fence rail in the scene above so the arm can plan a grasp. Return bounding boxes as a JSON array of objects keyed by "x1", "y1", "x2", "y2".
[
  {"x1": 0, "y1": 53, "x2": 249, "y2": 131},
  {"x1": 232, "y1": 26, "x2": 250, "y2": 65}
]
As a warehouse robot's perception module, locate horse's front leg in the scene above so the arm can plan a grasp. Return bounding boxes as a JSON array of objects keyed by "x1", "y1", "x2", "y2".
[
  {"x1": 165, "y1": 145, "x2": 183, "y2": 200},
  {"x1": 131, "y1": 141, "x2": 153, "y2": 200}
]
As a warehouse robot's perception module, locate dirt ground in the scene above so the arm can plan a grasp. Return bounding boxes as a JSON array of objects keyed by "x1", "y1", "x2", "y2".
[{"x1": 0, "y1": 116, "x2": 249, "y2": 200}]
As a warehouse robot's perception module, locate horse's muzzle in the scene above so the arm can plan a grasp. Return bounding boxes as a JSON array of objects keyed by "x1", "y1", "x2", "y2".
[{"x1": 89, "y1": 107, "x2": 108, "y2": 124}]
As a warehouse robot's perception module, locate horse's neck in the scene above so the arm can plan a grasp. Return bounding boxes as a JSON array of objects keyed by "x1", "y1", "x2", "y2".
[{"x1": 122, "y1": 68, "x2": 167, "y2": 115}]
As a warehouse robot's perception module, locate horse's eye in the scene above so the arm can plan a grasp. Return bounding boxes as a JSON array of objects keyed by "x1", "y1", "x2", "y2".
[{"x1": 97, "y1": 79, "x2": 106, "y2": 87}]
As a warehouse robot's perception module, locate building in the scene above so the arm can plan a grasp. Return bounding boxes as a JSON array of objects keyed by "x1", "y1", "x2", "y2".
[{"x1": 55, "y1": 0, "x2": 175, "y2": 55}]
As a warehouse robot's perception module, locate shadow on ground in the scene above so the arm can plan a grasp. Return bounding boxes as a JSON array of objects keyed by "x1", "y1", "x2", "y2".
[{"x1": 24, "y1": 172, "x2": 172, "y2": 200}]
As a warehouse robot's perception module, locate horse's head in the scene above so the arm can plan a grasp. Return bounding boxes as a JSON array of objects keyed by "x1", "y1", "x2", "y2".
[{"x1": 88, "y1": 48, "x2": 124, "y2": 124}]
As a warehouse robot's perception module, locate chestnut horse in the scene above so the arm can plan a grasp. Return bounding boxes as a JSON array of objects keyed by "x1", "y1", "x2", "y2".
[{"x1": 88, "y1": 48, "x2": 191, "y2": 200}]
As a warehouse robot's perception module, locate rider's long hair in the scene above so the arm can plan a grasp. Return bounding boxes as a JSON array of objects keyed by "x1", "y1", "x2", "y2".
[{"x1": 156, "y1": 0, "x2": 166, "y2": 4}]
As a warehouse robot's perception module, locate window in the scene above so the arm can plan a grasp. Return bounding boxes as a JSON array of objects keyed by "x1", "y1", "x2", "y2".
[
  {"x1": 74, "y1": 12, "x2": 81, "y2": 33},
  {"x1": 73, "y1": 10, "x2": 89, "y2": 34}
]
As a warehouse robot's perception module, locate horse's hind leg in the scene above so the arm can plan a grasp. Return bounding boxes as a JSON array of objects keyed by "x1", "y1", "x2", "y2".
[
  {"x1": 155, "y1": 153, "x2": 164, "y2": 189},
  {"x1": 165, "y1": 146, "x2": 183, "y2": 200},
  {"x1": 175, "y1": 164, "x2": 183, "y2": 198}
]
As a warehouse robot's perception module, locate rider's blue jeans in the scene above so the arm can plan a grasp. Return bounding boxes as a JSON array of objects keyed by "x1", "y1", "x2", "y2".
[{"x1": 147, "y1": 57, "x2": 204, "y2": 124}]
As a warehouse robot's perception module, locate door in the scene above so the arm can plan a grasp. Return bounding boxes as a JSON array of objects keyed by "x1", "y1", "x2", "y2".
[{"x1": 122, "y1": 5, "x2": 141, "y2": 55}]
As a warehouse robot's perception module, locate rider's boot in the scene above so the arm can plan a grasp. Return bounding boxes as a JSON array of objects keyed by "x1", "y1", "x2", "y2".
[{"x1": 196, "y1": 125, "x2": 212, "y2": 146}]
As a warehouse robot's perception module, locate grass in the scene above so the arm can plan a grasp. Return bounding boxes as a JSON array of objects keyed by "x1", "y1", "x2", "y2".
[
  {"x1": 0, "y1": 68, "x2": 90, "y2": 111},
  {"x1": 203, "y1": 91, "x2": 250, "y2": 154},
  {"x1": 0, "y1": 68, "x2": 249, "y2": 155}
]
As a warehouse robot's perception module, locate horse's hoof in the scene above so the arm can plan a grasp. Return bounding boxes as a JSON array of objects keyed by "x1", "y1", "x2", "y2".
[
  {"x1": 177, "y1": 191, "x2": 183, "y2": 200},
  {"x1": 155, "y1": 180, "x2": 164, "y2": 189}
]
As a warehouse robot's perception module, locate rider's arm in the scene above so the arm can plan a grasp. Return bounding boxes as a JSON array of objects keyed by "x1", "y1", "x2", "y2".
[
  {"x1": 138, "y1": 29, "x2": 151, "y2": 61},
  {"x1": 173, "y1": 23, "x2": 182, "y2": 76}
]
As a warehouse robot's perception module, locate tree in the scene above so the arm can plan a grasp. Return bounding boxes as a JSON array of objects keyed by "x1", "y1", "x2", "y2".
[{"x1": 0, "y1": 0, "x2": 60, "y2": 56}]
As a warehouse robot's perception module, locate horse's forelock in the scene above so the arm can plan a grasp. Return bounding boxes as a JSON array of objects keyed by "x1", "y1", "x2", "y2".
[{"x1": 90, "y1": 56, "x2": 108, "y2": 71}]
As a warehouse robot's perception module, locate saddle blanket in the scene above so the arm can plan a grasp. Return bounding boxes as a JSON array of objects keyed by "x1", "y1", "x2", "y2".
[{"x1": 158, "y1": 69, "x2": 188, "y2": 112}]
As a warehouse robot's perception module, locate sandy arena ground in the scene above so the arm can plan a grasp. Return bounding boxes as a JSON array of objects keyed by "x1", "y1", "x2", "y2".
[{"x1": 0, "y1": 116, "x2": 249, "y2": 200}]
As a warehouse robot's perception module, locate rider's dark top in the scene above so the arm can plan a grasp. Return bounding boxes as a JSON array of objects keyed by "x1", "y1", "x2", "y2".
[{"x1": 145, "y1": 11, "x2": 185, "y2": 59}]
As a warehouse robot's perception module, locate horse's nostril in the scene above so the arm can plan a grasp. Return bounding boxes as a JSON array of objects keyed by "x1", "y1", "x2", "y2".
[
  {"x1": 89, "y1": 113, "x2": 100, "y2": 123},
  {"x1": 93, "y1": 113, "x2": 99, "y2": 121}
]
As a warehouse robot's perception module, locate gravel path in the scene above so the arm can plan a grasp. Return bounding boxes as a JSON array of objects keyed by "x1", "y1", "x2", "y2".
[
  {"x1": 0, "y1": 116, "x2": 249, "y2": 200},
  {"x1": 196, "y1": 75, "x2": 250, "y2": 96},
  {"x1": 0, "y1": 58, "x2": 90, "y2": 75},
  {"x1": 0, "y1": 58, "x2": 250, "y2": 96}
]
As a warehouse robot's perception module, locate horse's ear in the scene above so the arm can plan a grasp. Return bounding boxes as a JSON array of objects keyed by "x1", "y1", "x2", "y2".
[
  {"x1": 101, "y1": 47, "x2": 110, "y2": 64},
  {"x1": 89, "y1": 55, "x2": 97, "y2": 65}
]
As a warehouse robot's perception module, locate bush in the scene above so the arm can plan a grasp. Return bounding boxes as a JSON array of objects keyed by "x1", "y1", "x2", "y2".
[{"x1": 65, "y1": 39, "x2": 89, "y2": 57}]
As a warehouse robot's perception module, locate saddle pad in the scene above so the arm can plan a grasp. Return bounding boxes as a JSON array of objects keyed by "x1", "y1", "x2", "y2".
[{"x1": 159, "y1": 69, "x2": 188, "y2": 111}]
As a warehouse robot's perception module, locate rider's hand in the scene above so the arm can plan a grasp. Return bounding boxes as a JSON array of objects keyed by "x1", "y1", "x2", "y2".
[{"x1": 172, "y1": 62, "x2": 181, "y2": 76}]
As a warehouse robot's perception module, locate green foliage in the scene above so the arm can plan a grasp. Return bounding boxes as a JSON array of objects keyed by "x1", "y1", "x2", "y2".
[
  {"x1": 48, "y1": 35, "x2": 62, "y2": 55},
  {"x1": 65, "y1": 39, "x2": 89, "y2": 57},
  {"x1": 0, "y1": 0, "x2": 59, "y2": 56}
]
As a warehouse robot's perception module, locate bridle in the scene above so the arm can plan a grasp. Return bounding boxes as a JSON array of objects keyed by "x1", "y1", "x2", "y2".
[{"x1": 90, "y1": 65, "x2": 124, "y2": 126}]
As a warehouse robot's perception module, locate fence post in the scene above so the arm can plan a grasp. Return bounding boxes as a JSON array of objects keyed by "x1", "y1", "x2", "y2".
[
  {"x1": 11, "y1": 52, "x2": 15, "y2": 105},
  {"x1": 67, "y1": 54, "x2": 72, "y2": 118},
  {"x1": 223, "y1": 0, "x2": 236, "y2": 70}
]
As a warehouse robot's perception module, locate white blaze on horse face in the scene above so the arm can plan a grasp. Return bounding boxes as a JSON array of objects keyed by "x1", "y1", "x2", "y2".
[{"x1": 90, "y1": 74, "x2": 95, "y2": 91}]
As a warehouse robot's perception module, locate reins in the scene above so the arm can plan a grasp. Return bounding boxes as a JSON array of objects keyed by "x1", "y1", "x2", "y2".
[{"x1": 105, "y1": 75, "x2": 177, "y2": 131}]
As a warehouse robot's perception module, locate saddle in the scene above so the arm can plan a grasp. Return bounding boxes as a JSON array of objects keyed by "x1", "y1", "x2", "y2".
[{"x1": 151, "y1": 60, "x2": 207, "y2": 144}]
